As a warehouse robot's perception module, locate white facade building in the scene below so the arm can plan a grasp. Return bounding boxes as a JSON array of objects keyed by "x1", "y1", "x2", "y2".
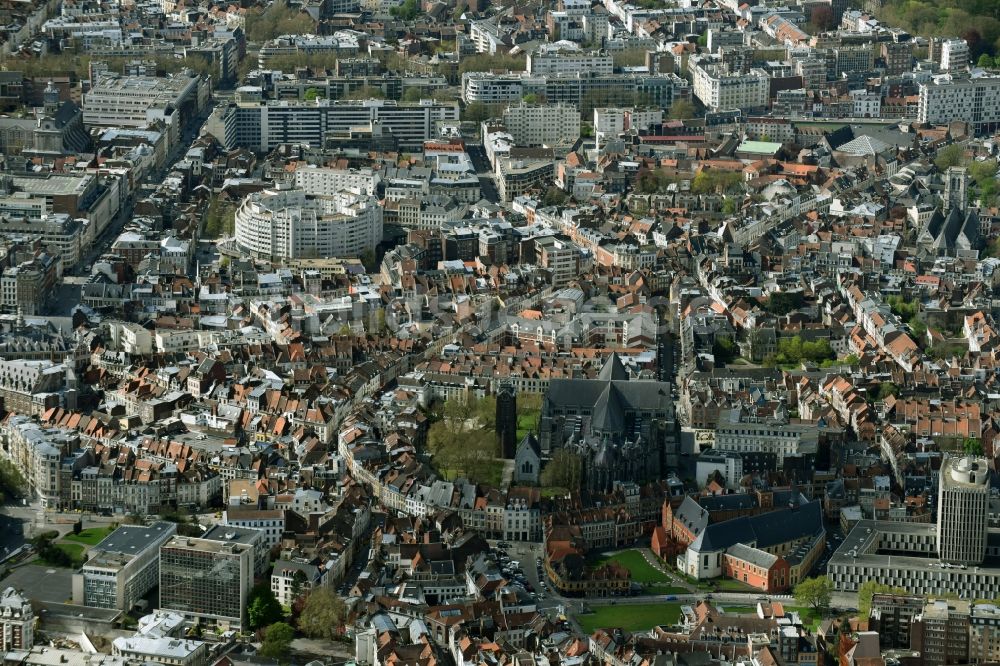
[
  {"x1": 502, "y1": 102, "x2": 581, "y2": 147},
  {"x1": 293, "y1": 166, "x2": 380, "y2": 196},
  {"x1": 940, "y1": 38, "x2": 969, "y2": 72},
  {"x1": 234, "y1": 188, "x2": 383, "y2": 262},
  {"x1": 526, "y1": 43, "x2": 613, "y2": 75},
  {"x1": 938, "y1": 455, "x2": 989, "y2": 564},
  {"x1": 918, "y1": 74, "x2": 1000, "y2": 133},
  {"x1": 689, "y1": 57, "x2": 769, "y2": 111}
]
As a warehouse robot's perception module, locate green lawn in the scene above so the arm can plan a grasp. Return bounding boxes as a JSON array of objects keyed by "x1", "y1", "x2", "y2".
[
  {"x1": 787, "y1": 606, "x2": 824, "y2": 631},
  {"x1": 593, "y1": 551, "x2": 688, "y2": 594},
  {"x1": 577, "y1": 603, "x2": 681, "y2": 634},
  {"x1": 594, "y1": 550, "x2": 670, "y2": 584},
  {"x1": 64, "y1": 526, "x2": 114, "y2": 546},
  {"x1": 38, "y1": 542, "x2": 86, "y2": 568},
  {"x1": 516, "y1": 411, "x2": 539, "y2": 440}
]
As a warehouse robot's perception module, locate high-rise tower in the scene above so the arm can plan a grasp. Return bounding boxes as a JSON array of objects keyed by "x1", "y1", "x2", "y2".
[{"x1": 937, "y1": 455, "x2": 989, "y2": 564}]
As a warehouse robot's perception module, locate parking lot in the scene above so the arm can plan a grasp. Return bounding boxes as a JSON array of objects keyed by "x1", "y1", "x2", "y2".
[{"x1": 2, "y1": 564, "x2": 74, "y2": 603}]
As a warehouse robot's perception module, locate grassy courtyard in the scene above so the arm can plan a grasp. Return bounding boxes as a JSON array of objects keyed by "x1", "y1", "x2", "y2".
[
  {"x1": 593, "y1": 550, "x2": 688, "y2": 594},
  {"x1": 38, "y1": 542, "x2": 86, "y2": 568},
  {"x1": 577, "y1": 603, "x2": 682, "y2": 634},
  {"x1": 64, "y1": 526, "x2": 115, "y2": 546}
]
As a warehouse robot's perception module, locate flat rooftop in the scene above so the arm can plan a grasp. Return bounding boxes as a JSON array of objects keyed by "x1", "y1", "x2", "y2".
[
  {"x1": 201, "y1": 524, "x2": 263, "y2": 546},
  {"x1": 163, "y1": 536, "x2": 253, "y2": 555},
  {"x1": 91, "y1": 520, "x2": 177, "y2": 555},
  {"x1": 11, "y1": 174, "x2": 92, "y2": 197}
]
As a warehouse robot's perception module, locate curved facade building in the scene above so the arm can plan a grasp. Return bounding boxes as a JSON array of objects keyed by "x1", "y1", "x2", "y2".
[{"x1": 235, "y1": 188, "x2": 382, "y2": 261}]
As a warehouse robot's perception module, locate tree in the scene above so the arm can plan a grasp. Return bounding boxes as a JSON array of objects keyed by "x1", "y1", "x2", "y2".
[
  {"x1": 763, "y1": 292, "x2": 804, "y2": 315},
  {"x1": 259, "y1": 621, "x2": 295, "y2": 658},
  {"x1": 793, "y1": 576, "x2": 832, "y2": 613},
  {"x1": 344, "y1": 85, "x2": 386, "y2": 100},
  {"x1": 979, "y1": 53, "x2": 996, "y2": 68},
  {"x1": 246, "y1": 1, "x2": 314, "y2": 42},
  {"x1": 0, "y1": 458, "x2": 26, "y2": 502},
  {"x1": 668, "y1": 99, "x2": 696, "y2": 120},
  {"x1": 522, "y1": 93, "x2": 538, "y2": 104},
  {"x1": 401, "y1": 87, "x2": 423, "y2": 102},
  {"x1": 712, "y1": 337, "x2": 738, "y2": 363},
  {"x1": 934, "y1": 144, "x2": 966, "y2": 171},
  {"x1": 809, "y1": 4, "x2": 834, "y2": 32},
  {"x1": 858, "y1": 581, "x2": 907, "y2": 618},
  {"x1": 297, "y1": 587, "x2": 347, "y2": 639},
  {"x1": 875, "y1": 382, "x2": 899, "y2": 401},
  {"x1": 542, "y1": 186, "x2": 568, "y2": 207},
  {"x1": 540, "y1": 449, "x2": 583, "y2": 492},
  {"x1": 390, "y1": 0, "x2": 421, "y2": 20},
  {"x1": 462, "y1": 101, "x2": 492, "y2": 123},
  {"x1": 248, "y1": 584, "x2": 285, "y2": 630},
  {"x1": 964, "y1": 437, "x2": 984, "y2": 455},
  {"x1": 304, "y1": 87, "x2": 325, "y2": 101},
  {"x1": 721, "y1": 197, "x2": 738, "y2": 215}
]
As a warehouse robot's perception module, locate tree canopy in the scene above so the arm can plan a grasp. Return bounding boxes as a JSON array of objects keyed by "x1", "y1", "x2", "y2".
[
  {"x1": 246, "y1": 1, "x2": 314, "y2": 42},
  {"x1": 858, "y1": 581, "x2": 908, "y2": 618},
  {"x1": 297, "y1": 587, "x2": 347, "y2": 640},
  {"x1": 794, "y1": 576, "x2": 833, "y2": 612},
  {"x1": 540, "y1": 449, "x2": 583, "y2": 492},
  {"x1": 259, "y1": 622, "x2": 295, "y2": 658},
  {"x1": 248, "y1": 583, "x2": 285, "y2": 630}
]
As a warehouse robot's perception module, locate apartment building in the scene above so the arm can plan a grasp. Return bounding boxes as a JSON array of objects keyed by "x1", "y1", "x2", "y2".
[
  {"x1": 689, "y1": 56, "x2": 769, "y2": 111},
  {"x1": 502, "y1": 102, "x2": 580, "y2": 147},
  {"x1": 0, "y1": 588, "x2": 32, "y2": 651},
  {"x1": 918, "y1": 74, "x2": 1000, "y2": 133},
  {"x1": 526, "y1": 43, "x2": 613, "y2": 75},
  {"x1": 210, "y1": 99, "x2": 459, "y2": 151}
]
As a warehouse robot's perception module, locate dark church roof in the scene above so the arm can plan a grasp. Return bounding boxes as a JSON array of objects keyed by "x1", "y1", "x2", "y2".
[{"x1": 690, "y1": 500, "x2": 823, "y2": 553}]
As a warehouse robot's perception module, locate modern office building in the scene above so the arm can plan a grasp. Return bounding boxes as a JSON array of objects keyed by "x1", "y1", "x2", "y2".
[
  {"x1": 208, "y1": 99, "x2": 459, "y2": 151},
  {"x1": 918, "y1": 74, "x2": 1000, "y2": 134},
  {"x1": 496, "y1": 156, "x2": 554, "y2": 203},
  {"x1": 234, "y1": 187, "x2": 383, "y2": 262},
  {"x1": 82, "y1": 72, "x2": 209, "y2": 143},
  {"x1": 938, "y1": 455, "x2": 989, "y2": 564},
  {"x1": 0, "y1": 588, "x2": 33, "y2": 650},
  {"x1": 200, "y1": 524, "x2": 269, "y2": 576},
  {"x1": 73, "y1": 522, "x2": 178, "y2": 611},
  {"x1": 159, "y1": 536, "x2": 254, "y2": 630},
  {"x1": 828, "y1": 456, "x2": 1000, "y2": 600}
]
